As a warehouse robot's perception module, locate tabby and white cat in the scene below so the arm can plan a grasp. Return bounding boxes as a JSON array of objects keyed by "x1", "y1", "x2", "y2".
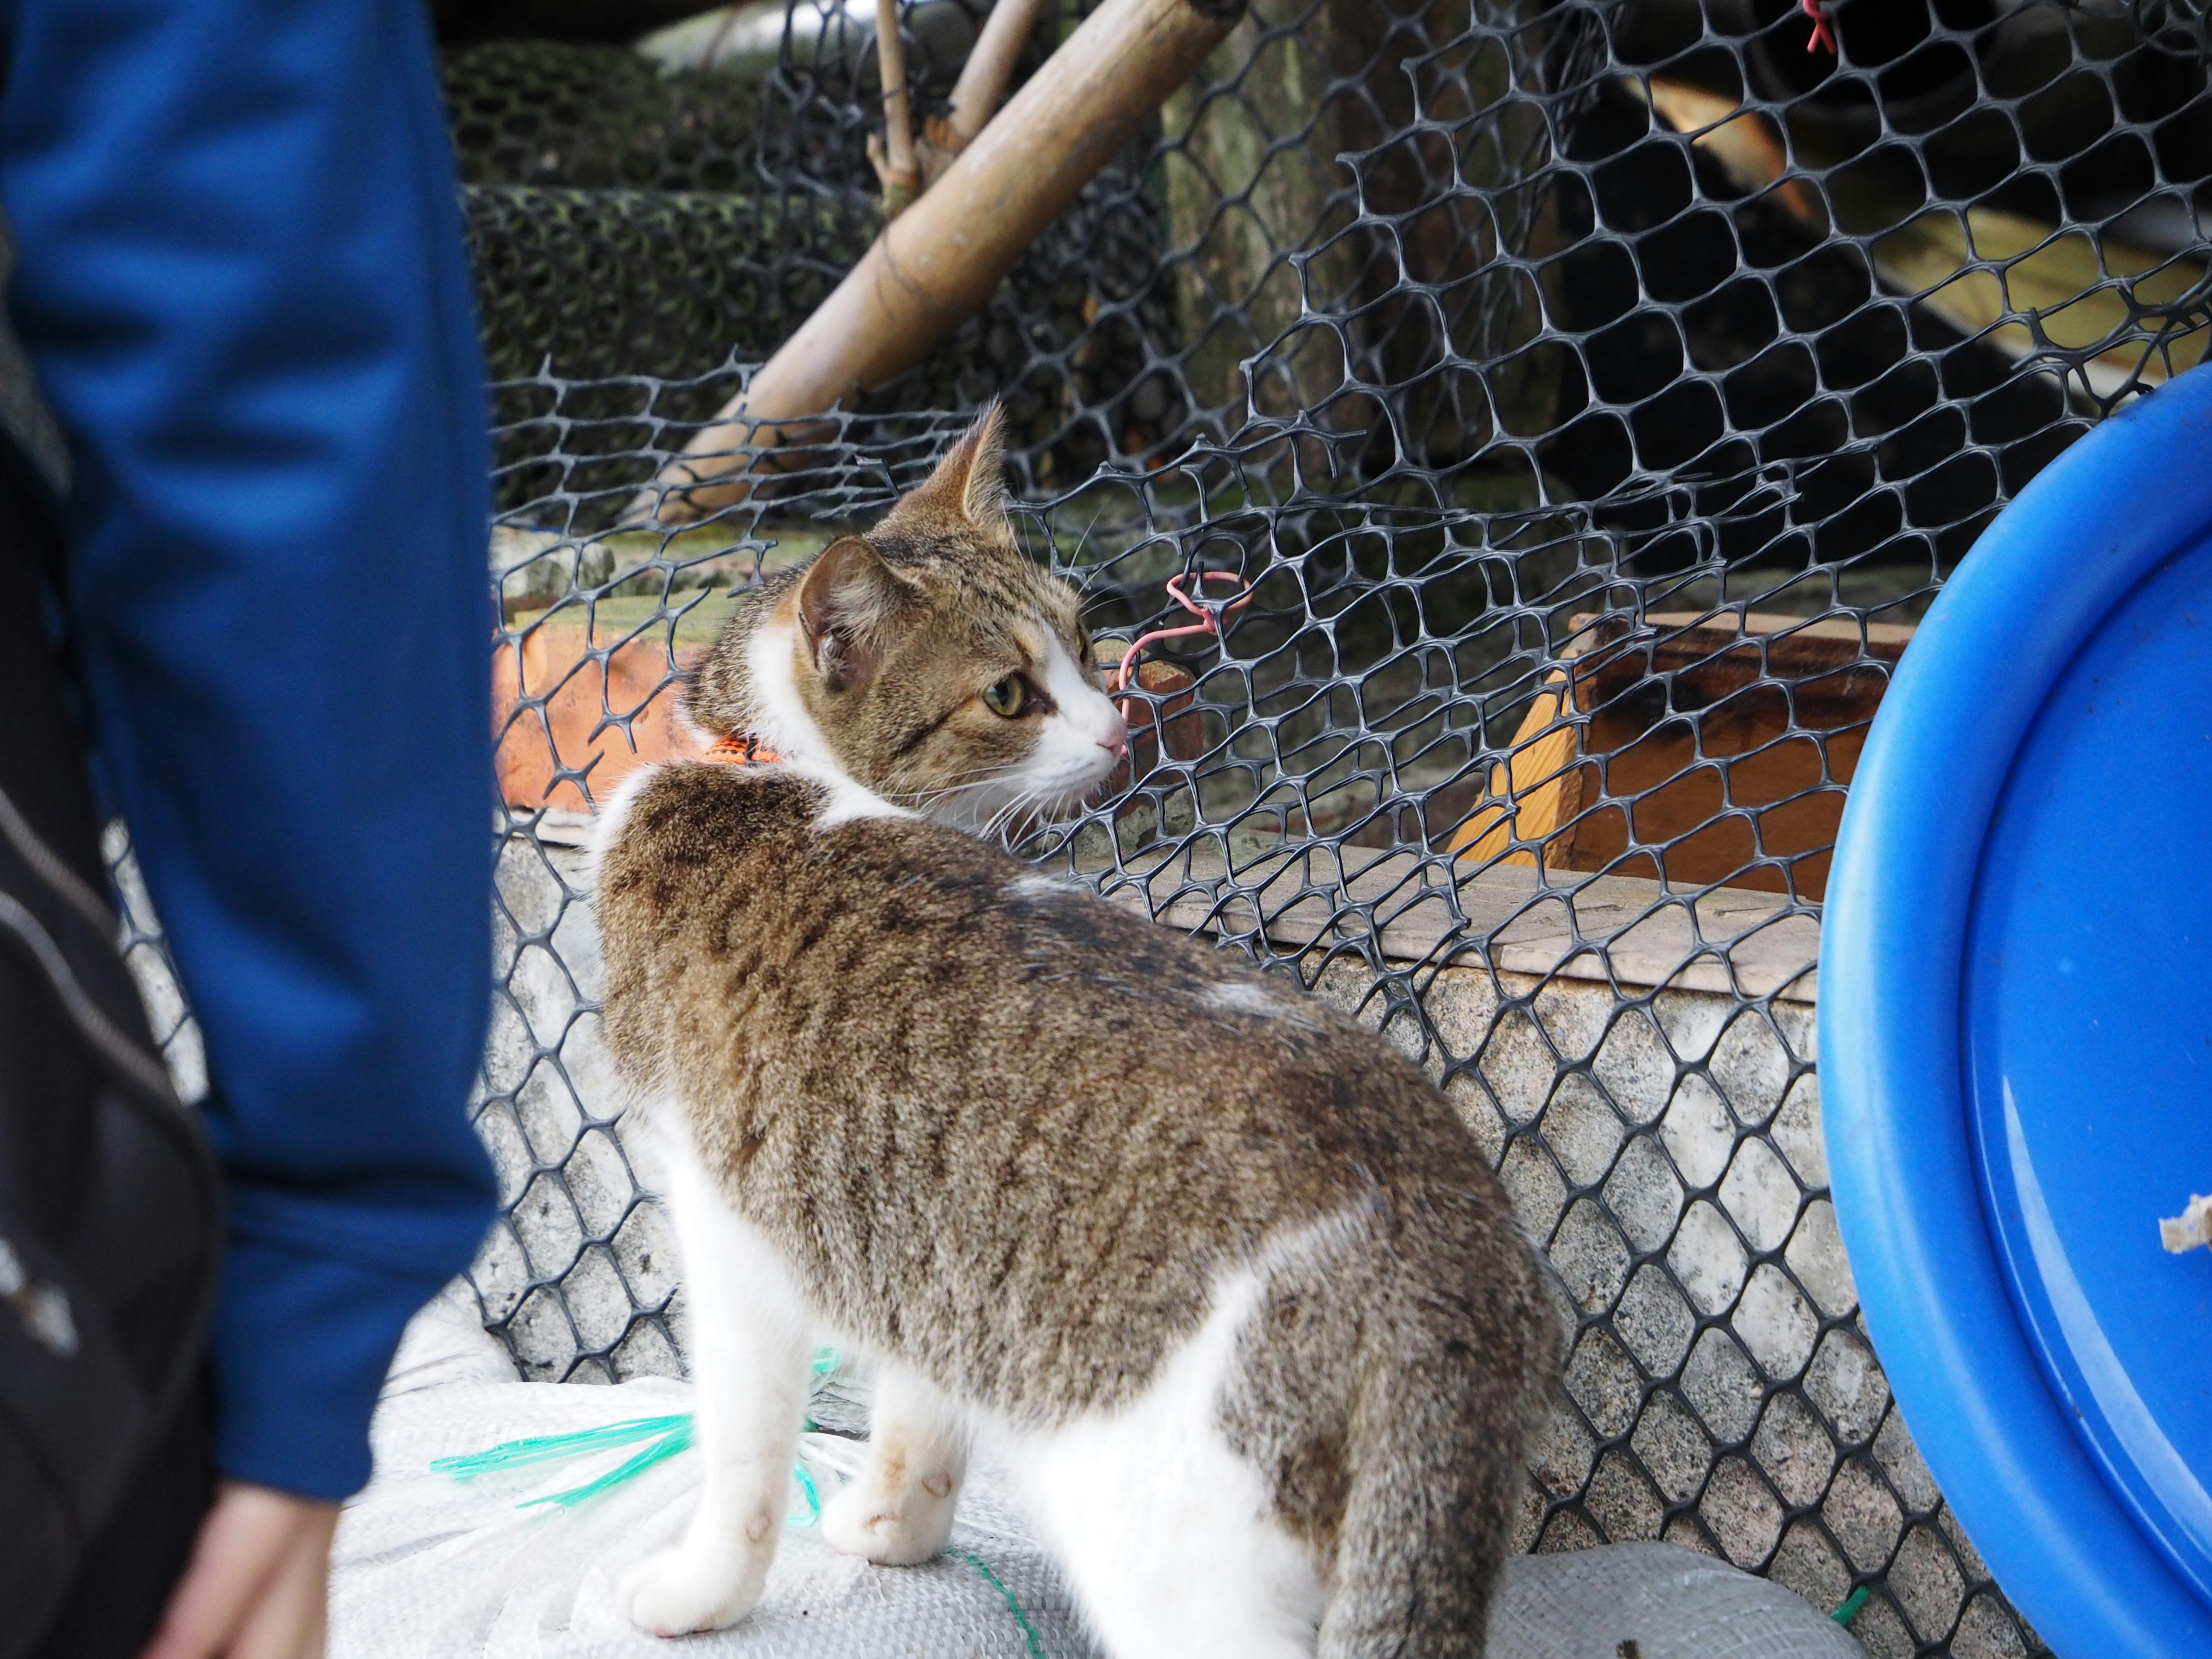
[{"x1": 592, "y1": 408, "x2": 1560, "y2": 1657}]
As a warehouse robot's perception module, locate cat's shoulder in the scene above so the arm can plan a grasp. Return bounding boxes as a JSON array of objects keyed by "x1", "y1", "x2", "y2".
[{"x1": 594, "y1": 759, "x2": 830, "y2": 876}]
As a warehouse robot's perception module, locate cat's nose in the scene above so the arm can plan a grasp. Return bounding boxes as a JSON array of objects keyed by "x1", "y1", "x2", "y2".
[{"x1": 1097, "y1": 713, "x2": 1129, "y2": 759}]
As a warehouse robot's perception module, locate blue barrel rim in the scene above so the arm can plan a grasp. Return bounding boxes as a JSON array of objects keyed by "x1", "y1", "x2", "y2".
[{"x1": 1820, "y1": 361, "x2": 2212, "y2": 1657}]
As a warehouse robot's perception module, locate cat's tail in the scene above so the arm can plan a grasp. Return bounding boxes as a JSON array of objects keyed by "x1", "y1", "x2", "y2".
[{"x1": 1315, "y1": 1245, "x2": 1560, "y2": 1658}]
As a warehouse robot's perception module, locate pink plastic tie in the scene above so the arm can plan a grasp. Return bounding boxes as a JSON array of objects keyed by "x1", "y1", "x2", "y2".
[
  {"x1": 1111, "y1": 570, "x2": 1253, "y2": 722},
  {"x1": 1802, "y1": 0, "x2": 1837, "y2": 54}
]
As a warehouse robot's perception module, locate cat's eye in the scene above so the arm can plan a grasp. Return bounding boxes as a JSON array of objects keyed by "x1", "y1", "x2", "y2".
[{"x1": 982, "y1": 675, "x2": 1028, "y2": 718}]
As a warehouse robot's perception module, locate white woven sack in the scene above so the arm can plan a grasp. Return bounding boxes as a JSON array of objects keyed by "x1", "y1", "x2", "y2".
[{"x1": 331, "y1": 1287, "x2": 1862, "y2": 1659}]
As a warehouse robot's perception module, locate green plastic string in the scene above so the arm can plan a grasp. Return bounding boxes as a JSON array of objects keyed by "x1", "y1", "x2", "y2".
[
  {"x1": 790, "y1": 1460, "x2": 822, "y2": 1527},
  {"x1": 956, "y1": 1551, "x2": 1048, "y2": 1659},
  {"x1": 525, "y1": 1419, "x2": 696, "y2": 1509},
  {"x1": 436, "y1": 1382, "x2": 1044, "y2": 1647},
  {"x1": 434, "y1": 1350, "x2": 849, "y2": 1514},
  {"x1": 431, "y1": 1414, "x2": 694, "y2": 1480},
  {"x1": 1832, "y1": 1585, "x2": 1870, "y2": 1626}
]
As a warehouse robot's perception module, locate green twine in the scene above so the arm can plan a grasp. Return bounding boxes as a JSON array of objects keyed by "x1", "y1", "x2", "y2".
[
  {"x1": 527, "y1": 1419, "x2": 696, "y2": 1509},
  {"x1": 431, "y1": 1413, "x2": 699, "y2": 1510},
  {"x1": 436, "y1": 1410, "x2": 835, "y2": 1517},
  {"x1": 434, "y1": 1348, "x2": 847, "y2": 1514},
  {"x1": 1832, "y1": 1585, "x2": 1870, "y2": 1626},
  {"x1": 432, "y1": 1415, "x2": 693, "y2": 1480},
  {"x1": 956, "y1": 1551, "x2": 1048, "y2": 1659},
  {"x1": 790, "y1": 1459, "x2": 822, "y2": 1527},
  {"x1": 789, "y1": 1344, "x2": 837, "y2": 1520},
  {"x1": 438, "y1": 1392, "x2": 1050, "y2": 1651},
  {"x1": 802, "y1": 1346, "x2": 840, "y2": 1434}
]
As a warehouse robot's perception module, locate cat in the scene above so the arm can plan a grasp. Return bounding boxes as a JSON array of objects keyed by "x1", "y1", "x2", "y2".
[{"x1": 591, "y1": 405, "x2": 1562, "y2": 1658}]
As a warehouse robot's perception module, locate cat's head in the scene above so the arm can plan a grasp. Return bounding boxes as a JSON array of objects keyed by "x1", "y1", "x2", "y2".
[{"x1": 686, "y1": 406, "x2": 1128, "y2": 829}]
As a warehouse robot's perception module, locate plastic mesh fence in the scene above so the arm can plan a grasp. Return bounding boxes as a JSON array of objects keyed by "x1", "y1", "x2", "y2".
[{"x1": 454, "y1": 3, "x2": 2212, "y2": 1655}]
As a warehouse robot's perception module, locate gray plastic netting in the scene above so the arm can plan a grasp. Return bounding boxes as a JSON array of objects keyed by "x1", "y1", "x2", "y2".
[{"x1": 452, "y1": 3, "x2": 2210, "y2": 1656}]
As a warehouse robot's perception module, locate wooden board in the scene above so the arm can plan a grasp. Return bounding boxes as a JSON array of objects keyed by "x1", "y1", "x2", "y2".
[{"x1": 1448, "y1": 610, "x2": 1914, "y2": 901}]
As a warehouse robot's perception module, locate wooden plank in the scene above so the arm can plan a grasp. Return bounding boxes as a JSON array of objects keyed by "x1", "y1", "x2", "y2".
[
  {"x1": 1443, "y1": 607, "x2": 1912, "y2": 902},
  {"x1": 1646, "y1": 608, "x2": 1917, "y2": 656}
]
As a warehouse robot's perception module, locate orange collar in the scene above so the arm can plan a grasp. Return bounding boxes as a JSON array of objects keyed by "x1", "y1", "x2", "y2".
[{"x1": 704, "y1": 733, "x2": 783, "y2": 766}]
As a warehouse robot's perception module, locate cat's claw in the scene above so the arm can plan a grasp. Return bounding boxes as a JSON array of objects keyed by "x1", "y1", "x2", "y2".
[
  {"x1": 618, "y1": 1543, "x2": 764, "y2": 1636},
  {"x1": 819, "y1": 1476, "x2": 959, "y2": 1566}
]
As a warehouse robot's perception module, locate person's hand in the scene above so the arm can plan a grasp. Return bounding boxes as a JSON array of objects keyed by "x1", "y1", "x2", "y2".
[{"x1": 139, "y1": 1480, "x2": 342, "y2": 1659}]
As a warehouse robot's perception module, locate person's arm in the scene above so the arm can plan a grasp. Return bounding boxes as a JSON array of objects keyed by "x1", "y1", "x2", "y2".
[{"x1": 0, "y1": 0, "x2": 498, "y2": 1517}]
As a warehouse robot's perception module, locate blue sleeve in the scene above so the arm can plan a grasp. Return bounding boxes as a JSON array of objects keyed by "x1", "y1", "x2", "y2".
[{"x1": 0, "y1": 0, "x2": 497, "y2": 1498}]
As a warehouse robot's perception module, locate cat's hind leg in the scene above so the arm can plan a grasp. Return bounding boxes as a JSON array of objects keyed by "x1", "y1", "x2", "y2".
[
  {"x1": 820, "y1": 1362, "x2": 969, "y2": 1565},
  {"x1": 618, "y1": 1123, "x2": 812, "y2": 1637},
  {"x1": 1008, "y1": 1287, "x2": 1323, "y2": 1659}
]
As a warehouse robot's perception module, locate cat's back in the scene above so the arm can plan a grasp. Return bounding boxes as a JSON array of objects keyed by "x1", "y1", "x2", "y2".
[
  {"x1": 599, "y1": 759, "x2": 1488, "y2": 1205},
  {"x1": 599, "y1": 752, "x2": 1536, "y2": 1430}
]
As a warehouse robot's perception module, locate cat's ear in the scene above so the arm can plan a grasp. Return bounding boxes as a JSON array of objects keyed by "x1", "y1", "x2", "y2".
[
  {"x1": 797, "y1": 536, "x2": 904, "y2": 692},
  {"x1": 905, "y1": 403, "x2": 1010, "y2": 535}
]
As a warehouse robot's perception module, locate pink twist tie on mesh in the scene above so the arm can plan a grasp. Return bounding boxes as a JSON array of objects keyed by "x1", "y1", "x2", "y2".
[
  {"x1": 1802, "y1": 0, "x2": 1838, "y2": 54},
  {"x1": 1110, "y1": 570, "x2": 1254, "y2": 724}
]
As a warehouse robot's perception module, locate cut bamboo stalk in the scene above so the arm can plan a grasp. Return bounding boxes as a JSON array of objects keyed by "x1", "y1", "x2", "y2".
[
  {"x1": 1630, "y1": 77, "x2": 1822, "y2": 226},
  {"x1": 630, "y1": 0, "x2": 1244, "y2": 527},
  {"x1": 934, "y1": 0, "x2": 1047, "y2": 157},
  {"x1": 866, "y1": 0, "x2": 922, "y2": 215}
]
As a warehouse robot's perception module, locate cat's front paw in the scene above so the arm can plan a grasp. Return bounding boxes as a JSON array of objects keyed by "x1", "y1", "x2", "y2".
[
  {"x1": 618, "y1": 1542, "x2": 764, "y2": 1636},
  {"x1": 820, "y1": 1472, "x2": 959, "y2": 1566}
]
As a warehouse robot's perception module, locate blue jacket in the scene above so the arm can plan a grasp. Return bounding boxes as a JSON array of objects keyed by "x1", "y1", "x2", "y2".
[{"x1": 0, "y1": 0, "x2": 498, "y2": 1498}]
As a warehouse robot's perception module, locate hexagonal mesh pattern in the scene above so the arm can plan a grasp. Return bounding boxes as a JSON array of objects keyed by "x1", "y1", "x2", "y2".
[{"x1": 468, "y1": 3, "x2": 2210, "y2": 1654}]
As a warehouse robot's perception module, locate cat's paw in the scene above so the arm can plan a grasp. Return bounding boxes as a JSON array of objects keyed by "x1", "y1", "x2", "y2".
[
  {"x1": 618, "y1": 1543, "x2": 764, "y2": 1636},
  {"x1": 819, "y1": 1473, "x2": 959, "y2": 1566}
]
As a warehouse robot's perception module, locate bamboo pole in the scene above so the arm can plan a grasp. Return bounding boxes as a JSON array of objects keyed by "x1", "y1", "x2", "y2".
[
  {"x1": 934, "y1": 0, "x2": 1048, "y2": 156},
  {"x1": 865, "y1": 0, "x2": 922, "y2": 215},
  {"x1": 631, "y1": 0, "x2": 1244, "y2": 526}
]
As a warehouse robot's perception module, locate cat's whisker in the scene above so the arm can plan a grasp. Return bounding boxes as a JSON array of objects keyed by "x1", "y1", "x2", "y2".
[
  {"x1": 895, "y1": 757, "x2": 1028, "y2": 790},
  {"x1": 895, "y1": 779, "x2": 1017, "y2": 822},
  {"x1": 984, "y1": 785, "x2": 1058, "y2": 847},
  {"x1": 882, "y1": 763, "x2": 1031, "y2": 815},
  {"x1": 915, "y1": 777, "x2": 1020, "y2": 805},
  {"x1": 1060, "y1": 502, "x2": 1111, "y2": 586},
  {"x1": 979, "y1": 794, "x2": 1028, "y2": 845},
  {"x1": 1077, "y1": 587, "x2": 1127, "y2": 623}
]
